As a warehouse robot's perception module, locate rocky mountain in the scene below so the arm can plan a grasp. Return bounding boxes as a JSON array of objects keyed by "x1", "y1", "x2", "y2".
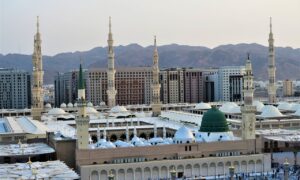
[{"x1": 0, "y1": 43, "x2": 300, "y2": 84}]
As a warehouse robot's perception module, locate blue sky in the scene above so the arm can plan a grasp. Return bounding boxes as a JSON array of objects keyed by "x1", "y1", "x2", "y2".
[{"x1": 0, "y1": 0, "x2": 299, "y2": 55}]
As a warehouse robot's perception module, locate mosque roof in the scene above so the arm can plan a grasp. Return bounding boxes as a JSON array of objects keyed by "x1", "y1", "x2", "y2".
[
  {"x1": 260, "y1": 105, "x2": 283, "y2": 118},
  {"x1": 200, "y1": 107, "x2": 229, "y2": 132},
  {"x1": 173, "y1": 126, "x2": 195, "y2": 141},
  {"x1": 194, "y1": 102, "x2": 211, "y2": 110},
  {"x1": 110, "y1": 105, "x2": 128, "y2": 113},
  {"x1": 277, "y1": 102, "x2": 293, "y2": 111},
  {"x1": 48, "y1": 108, "x2": 66, "y2": 115},
  {"x1": 252, "y1": 100, "x2": 264, "y2": 112},
  {"x1": 219, "y1": 102, "x2": 240, "y2": 114}
]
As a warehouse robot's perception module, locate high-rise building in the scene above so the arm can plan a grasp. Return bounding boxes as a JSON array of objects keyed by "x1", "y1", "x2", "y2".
[
  {"x1": 31, "y1": 16, "x2": 44, "y2": 121},
  {"x1": 229, "y1": 75, "x2": 243, "y2": 102},
  {"x1": 106, "y1": 17, "x2": 117, "y2": 108},
  {"x1": 283, "y1": 79, "x2": 293, "y2": 97},
  {"x1": 151, "y1": 36, "x2": 162, "y2": 116},
  {"x1": 267, "y1": 17, "x2": 277, "y2": 104},
  {"x1": 160, "y1": 68, "x2": 185, "y2": 104},
  {"x1": 184, "y1": 69, "x2": 204, "y2": 103},
  {"x1": 217, "y1": 66, "x2": 245, "y2": 101},
  {"x1": 0, "y1": 68, "x2": 31, "y2": 109},
  {"x1": 241, "y1": 54, "x2": 256, "y2": 140},
  {"x1": 54, "y1": 70, "x2": 89, "y2": 107}
]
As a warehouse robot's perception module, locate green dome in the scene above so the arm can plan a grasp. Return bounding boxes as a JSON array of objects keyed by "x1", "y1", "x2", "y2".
[{"x1": 200, "y1": 106, "x2": 229, "y2": 132}]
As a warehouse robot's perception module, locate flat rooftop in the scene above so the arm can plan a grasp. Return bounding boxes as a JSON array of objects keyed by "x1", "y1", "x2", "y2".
[
  {"x1": 0, "y1": 143, "x2": 55, "y2": 157},
  {"x1": 0, "y1": 160, "x2": 79, "y2": 179}
]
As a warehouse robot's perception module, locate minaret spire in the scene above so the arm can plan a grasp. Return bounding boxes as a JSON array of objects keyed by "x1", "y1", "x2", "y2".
[
  {"x1": 267, "y1": 17, "x2": 277, "y2": 104},
  {"x1": 36, "y1": 16, "x2": 39, "y2": 33},
  {"x1": 106, "y1": 16, "x2": 117, "y2": 108},
  {"x1": 151, "y1": 36, "x2": 162, "y2": 117},
  {"x1": 75, "y1": 61, "x2": 90, "y2": 149},
  {"x1": 241, "y1": 54, "x2": 256, "y2": 140},
  {"x1": 31, "y1": 16, "x2": 44, "y2": 121}
]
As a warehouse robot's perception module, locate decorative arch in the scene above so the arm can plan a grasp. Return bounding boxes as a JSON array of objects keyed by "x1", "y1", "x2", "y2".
[
  {"x1": 144, "y1": 167, "x2": 151, "y2": 180},
  {"x1": 126, "y1": 168, "x2": 134, "y2": 180},
  {"x1": 117, "y1": 169, "x2": 125, "y2": 180},
  {"x1": 233, "y1": 161, "x2": 240, "y2": 173},
  {"x1": 185, "y1": 164, "x2": 192, "y2": 178},
  {"x1": 241, "y1": 160, "x2": 247, "y2": 173},
  {"x1": 100, "y1": 170, "x2": 107, "y2": 180},
  {"x1": 256, "y1": 159, "x2": 263, "y2": 172},
  {"x1": 135, "y1": 168, "x2": 142, "y2": 180},
  {"x1": 216, "y1": 162, "x2": 224, "y2": 176},
  {"x1": 193, "y1": 164, "x2": 200, "y2": 177},
  {"x1": 161, "y1": 166, "x2": 168, "y2": 179},
  {"x1": 248, "y1": 160, "x2": 255, "y2": 173},
  {"x1": 201, "y1": 163, "x2": 208, "y2": 176},
  {"x1": 152, "y1": 166, "x2": 159, "y2": 179},
  {"x1": 208, "y1": 162, "x2": 216, "y2": 176},
  {"x1": 91, "y1": 170, "x2": 99, "y2": 180}
]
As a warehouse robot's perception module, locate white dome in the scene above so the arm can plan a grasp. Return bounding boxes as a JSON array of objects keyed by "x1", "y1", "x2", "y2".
[
  {"x1": 219, "y1": 102, "x2": 239, "y2": 113},
  {"x1": 173, "y1": 127, "x2": 195, "y2": 143},
  {"x1": 100, "y1": 101, "x2": 106, "y2": 106},
  {"x1": 260, "y1": 105, "x2": 283, "y2": 118},
  {"x1": 102, "y1": 141, "x2": 116, "y2": 148},
  {"x1": 73, "y1": 103, "x2": 78, "y2": 107},
  {"x1": 60, "y1": 103, "x2": 67, "y2": 108},
  {"x1": 67, "y1": 103, "x2": 73, "y2": 108},
  {"x1": 48, "y1": 108, "x2": 66, "y2": 115},
  {"x1": 277, "y1": 102, "x2": 292, "y2": 111},
  {"x1": 87, "y1": 102, "x2": 93, "y2": 107},
  {"x1": 195, "y1": 131, "x2": 235, "y2": 142},
  {"x1": 110, "y1": 105, "x2": 128, "y2": 113},
  {"x1": 291, "y1": 104, "x2": 300, "y2": 111},
  {"x1": 194, "y1": 102, "x2": 211, "y2": 110},
  {"x1": 252, "y1": 100, "x2": 264, "y2": 112},
  {"x1": 294, "y1": 109, "x2": 300, "y2": 116},
  {"x1": 86, "y1": 107, "x2": 98, "y2": 114},
  {"x1": 45, "y1": 103, "x2": 52, "y2": 108}
]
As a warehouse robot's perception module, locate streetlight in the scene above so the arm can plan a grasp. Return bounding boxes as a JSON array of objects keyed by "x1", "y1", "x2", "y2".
[
  {"x1": 229, "y1": 166, "x2": 235, "y2": 180},
  {"x1": 170, "y1": 166, "x2": 177, "y2": 180}
]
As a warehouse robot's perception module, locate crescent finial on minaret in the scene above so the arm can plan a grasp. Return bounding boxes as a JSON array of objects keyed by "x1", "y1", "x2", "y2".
[
  {"x1": 270, "y1": 17, "x2": 272, "y2": 33},
  {"x1": 109, "y1": 16, "x2": 112, "y2": 33},
  {"x1": 36, "y1": 16, "x2": 40, "y2": 33}
]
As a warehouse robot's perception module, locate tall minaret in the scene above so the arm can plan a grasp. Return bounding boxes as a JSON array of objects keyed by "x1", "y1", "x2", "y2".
[
  {"x1": 151, "y1": 36, "x2": 162, "y2": 117},
  {"x1": 106, "y1": 16, "x2": 117, "y2": 108},
  {"x1": 75, "y1": 62, "x2": 90, "y2": 149},
  {"x1": 32, "y1": 16, "x2": 44, "y2": 121},
  {"x1": 268, "y1": 17, "x2": 277, "y2": 104},
  {"x1": 241, "y1": 54, "x2": 256, "y2": 140}
]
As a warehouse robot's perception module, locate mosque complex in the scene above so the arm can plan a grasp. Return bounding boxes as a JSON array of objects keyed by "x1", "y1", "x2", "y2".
[{"x1": 1, "y1": 17, "x2": 300, "y2": 180}]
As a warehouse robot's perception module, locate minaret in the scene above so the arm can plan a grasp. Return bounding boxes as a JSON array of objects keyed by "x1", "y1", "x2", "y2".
[
  {"x1": 241, "y1": 54, "x2": 256, "y2": 140},
  {"x1": 151, "y1": 36, "x2": 162, "y2": 117},
  {"x1": 106, "y1": 17, "x2": 117, "y2": 108},
  {"x1": 31, "y1": 16, "x2": 44, "y2": 121},
  {"x1": 268, "y1": 17, "x2": 277, "y2": 104},
  {"x1": 75, "y1": 62, "x2": 90, "y2": 149}
]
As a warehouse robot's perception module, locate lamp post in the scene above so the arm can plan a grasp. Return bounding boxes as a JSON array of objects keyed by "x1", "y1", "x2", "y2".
[
  {"x1": 108, "y1": 170, "x2": 114, "y2": 180},
  {"x1": 229, "y1": 166, "x2": 235, "y2": 180},
  {"x1": 170, "y1": 166, "x2": 177, "y2": 180},
  {"x1": 283, "y1": 159, "x2": 289, "y2": 180}
]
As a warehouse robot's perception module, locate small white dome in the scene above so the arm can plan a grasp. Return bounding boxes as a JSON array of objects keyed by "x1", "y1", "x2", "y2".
[
  {"x1": 67, "y1": 103, "x2": 73, "y2": 108},
  {"x1": 100, "y1": 101, "x2": 106, "y2": 106},
  {"x1": 86, "y1": 107, "x2": 98, "y2": 114},
  {"x1": 74, "y1": 103, "x2": 78, "y2": 107},
  {"x1": 110, "y1": 105, "x2": 128, "y2": 113},
  {"x1": 87, "y1": 102, "x2": 93, "y2": 107},
  {"x1": 194, "y1": 102, "x2": 211, "y2": 110},
  {"x1": 277, "y1": 102, "x2": 292, "y2": 111},
  {"x1": 291, "y1": 104, "x2": 300, "y2": 111},
  {"x1": 173, "y1": 127, "x2": 195, "y2": 144},
  {"x1": 48, "y1": 108, "x2": 66, "y2": 115},
  {"x1": 219, "y1": 102, "x2": 239, "y2": 113},
  {"x1": 102, "y1": 141, "x2": 116, "y2": 148},
  {"x1": 260, "y1": 105, "x2": 283, "y2": 118},
  {"x1": 45, "y1": 103, "x2": 52, "y2": 108},
  {"x1": 252, "y1": 100, "x2": 264, "y2": 112},
  {"x1": 60, "y1": 103, "x2": 67, "y2": 108}
]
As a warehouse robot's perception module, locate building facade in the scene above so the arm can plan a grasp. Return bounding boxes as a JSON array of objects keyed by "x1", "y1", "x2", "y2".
[
  {"x1": 283, "y1": 79, "x2": 293, "y2": 97},
  {"x1": 217, "y1": 66, "x2": 245, "y2": 102},
  {"x1": 0, "y1": 68, "x2": 31, "y2": 109}
]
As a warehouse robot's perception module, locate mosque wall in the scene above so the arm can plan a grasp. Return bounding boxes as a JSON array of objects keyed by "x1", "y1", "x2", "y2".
[
  {"x1": 80, "y1": 153, "x2": 271, "y2": 180},
  {"x1": 76, "y1": 139, "x2": 257, "y2": 167}
]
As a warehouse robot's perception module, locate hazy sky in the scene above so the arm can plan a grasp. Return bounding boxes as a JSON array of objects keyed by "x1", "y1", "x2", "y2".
[{"x1": 0, "y1": 0, "x2": 299, "y2": 55}]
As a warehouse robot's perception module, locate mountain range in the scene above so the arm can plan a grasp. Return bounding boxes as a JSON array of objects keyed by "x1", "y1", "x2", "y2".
[{"x1": 0, "y1": 43, "x2": 300, "y2": 84}]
